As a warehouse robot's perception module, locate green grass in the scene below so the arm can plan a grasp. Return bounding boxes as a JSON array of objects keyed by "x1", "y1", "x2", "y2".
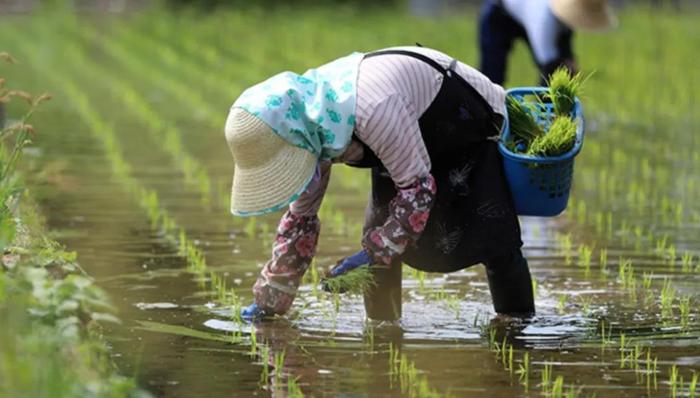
[{"x1": 0, "y1": 53, "x2": 146, "y2": 398}]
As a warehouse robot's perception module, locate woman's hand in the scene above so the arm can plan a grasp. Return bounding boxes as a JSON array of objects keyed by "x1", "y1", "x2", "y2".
[{"x1": 326, "y1": 249, "x2": 373, "y2": 278}]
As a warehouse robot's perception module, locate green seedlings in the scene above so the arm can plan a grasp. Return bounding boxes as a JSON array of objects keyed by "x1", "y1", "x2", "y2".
[
  {"x1": 504, "y1": 67, "x2": 582, "y2": 156},
  {"x1": 621, "y1": 343, "x2": 643, "y2": 371},
  {"x1": 576, "y1": 201, "x2": 586, "y2": 225},
  {"x1": 642, "y1": 272, "x2": 654, "y2": 301},
  {"x1": 551, "y1": 376, "x2": 564, "y2": 397},
  {"x1": 600, "y1": 320, "x2": 614, "y2": 348},
  {"x1": 541, "y1": 362, "x2": 553, "y2": 394},
  {"x1": 578, "y1": 295, "x2": 593, "y2": 316},
  {"x1": 634, "y1": 226, "x2": 644, "y2": 250},
  {"x1": 527, "y1": 116, "x2": 577, "y2": 157},
  {"x1": 547, "y1": 66, "x2": 586, "y2": 116},
  {"x1": 645, "y1": 349, "x2": 658, "y2": 391},
  {"x1": 273, "y1": 350, "x2": 285, "y2": 381},
  {"x1": 472, "y1": 312, "x2": 481, "y2": 328},
  {"x1": 287, "y1": 376, "x2": 304, "y2": 397},
  {"x1": 506, "y1": 344, "x2": 514, "y2": 375},
  {"x1": 557, "y1": 294, "x2": 567, "y2": 313},
  {"x1": 321, "y1": 265, "x2": 376, "y2": 295},
  {"x1": 559, "y1": 233, "x2": 573, "y2": 265},
  {"x1": 531, "y1": 279, "x2": 538, "y2": 300},
  {"x1": 443, "y1": 293, "x2": 461, "y2": 318},
  {"x1": 599, "y1": 248, "x2": 608, "y2": 276},
  {"x1": 595, "y1": 211, "x2": 604, "y2": 235},
  {"x1": 388, "y1": 343, "x2": 399, "y2": 378},
  {"x1": 621, "y1": 220, "x2": 630, "y2": 245},
  {"x1": 690, "y1": 371, "x2": 698, "y2": 398},
  {"x1": 415, "y1": 269, "x2": 428, "y2": 295},
  {"x1": 667, "y1": 244, "x2": 677, "y2": 268},
  {"x1": 496, "y1": 338, "x2": 512, "y2": 370},
  {"x1": 249, "y1": 324, "x2": 258, "y2": 358},
  {"x1": 619, "y1": 333, "x2": 629, "y2": 368},
  {"x1": 618, "y1": 257, "x2": 636, "y2": 291},
  {"x1": 577, "y1": 244, "x2": 593, "y2": 275},
  {"x1": 332, "y1": 210, "x2": 345, "y2": 235},
  {"x1": 259, "y1": 345, "x2": 270, "y2": 387},
  {"x1": 681, "y1": 251, "x2": 695, "y2": 273},
  {"x1": 244, "y1": 217, "x2": 257, "y2": 238},
  {"x1": 670, "y1": 364, "x2": 679, "y2": 398},
  {"x1": 516, "y1": 352, "x2": 530, "y2": 390},
  {"x1": 487, "y1": 325, "x2": 498, "y2": 351},
  {"x1": 398, "y1": 353, "x2": 441, "y2": 398},
  {"x1": 679, "y1": 296, "x2": 691, "y2": 330},
  {"x1": 655, "y1": 234, "x2": 669, "y2": 255},
  {"x1": 674, "y1": 203, "x2": 683, "y2": 225},
  {"x1": 661, "y1": 278, "x2": 676, "y2": 319},
  {"x1": 506, "y1": 95, "x2": 544, "y2": 143},
  {"x1": 309, "y1": 263, "x2": 320, "y2": 296},
  {"x1": 364, "y1": 322, "x2": 375, "y2": 352}
]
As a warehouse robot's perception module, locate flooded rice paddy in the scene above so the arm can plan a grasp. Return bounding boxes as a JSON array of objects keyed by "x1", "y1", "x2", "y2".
[{"x1": 3, "y1": 5, "x2": 699, "y2": 397}]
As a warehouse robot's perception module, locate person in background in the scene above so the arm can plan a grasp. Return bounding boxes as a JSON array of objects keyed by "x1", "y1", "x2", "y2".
[
  {"x1": 479, "y1": 0, "x2": 617, "y2": 85},
  {"x1": 225, "y1": 46, "x2": 534, "y2": 321}
]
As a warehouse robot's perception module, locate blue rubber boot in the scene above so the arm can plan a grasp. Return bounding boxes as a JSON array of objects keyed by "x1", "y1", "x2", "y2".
[{"x1": 240, "y1": 303, "x2": 268, "y2": 321}]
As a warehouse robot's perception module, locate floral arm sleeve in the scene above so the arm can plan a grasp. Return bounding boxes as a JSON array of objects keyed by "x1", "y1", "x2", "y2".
[
  {"x1": 362, "y1": 174, "x2": 437, "y2": 265},
  {"x1": 252, "y1": 163, "x2": 331, "y2": 315},
  {"x1": 253, "y1": 211, "x2": 320, "y2": 314}
]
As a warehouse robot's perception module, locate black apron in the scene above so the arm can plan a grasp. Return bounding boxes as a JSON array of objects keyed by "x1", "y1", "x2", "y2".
[{"x1": 350, "y1": 50, "x2": 522, "y2": 273}]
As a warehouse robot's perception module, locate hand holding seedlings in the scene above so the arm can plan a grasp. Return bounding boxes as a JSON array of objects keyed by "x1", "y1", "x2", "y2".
[{"x1": 321, "y1": 249, "x2": 376, "y2": 295}]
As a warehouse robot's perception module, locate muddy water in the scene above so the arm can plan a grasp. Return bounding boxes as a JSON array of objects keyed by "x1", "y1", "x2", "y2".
[{"x1": 6, "y1": 7, "x2": 700, "y2": 398}]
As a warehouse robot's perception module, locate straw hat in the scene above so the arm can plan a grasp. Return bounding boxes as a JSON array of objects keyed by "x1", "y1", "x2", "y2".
[
  {"x1": 550, "y1": 0, "x2": 618, "y2": 31},
  {"x1": 225, "y1": 107, "x2": 317, "y2": 216}
]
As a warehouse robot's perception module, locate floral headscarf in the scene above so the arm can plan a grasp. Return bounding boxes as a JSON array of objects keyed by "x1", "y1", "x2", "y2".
[{"x1": 233, "y1": 52, "x2": 364, "y2": 161}]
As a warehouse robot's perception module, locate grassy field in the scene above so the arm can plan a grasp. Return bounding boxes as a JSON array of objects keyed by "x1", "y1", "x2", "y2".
[{"x1": 0, "y1": 3, "x2": 698, "y2": 397}]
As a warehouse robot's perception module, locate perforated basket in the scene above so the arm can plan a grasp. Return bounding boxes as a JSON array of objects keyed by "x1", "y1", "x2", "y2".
[{"x1": 498, "y1": 87, "x2": 585, "y2": 217}]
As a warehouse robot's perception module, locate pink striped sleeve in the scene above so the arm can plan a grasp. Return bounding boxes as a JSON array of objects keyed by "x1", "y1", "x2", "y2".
[{"x1": 355, "y1": 94, "x2": 431, "y2": 188}]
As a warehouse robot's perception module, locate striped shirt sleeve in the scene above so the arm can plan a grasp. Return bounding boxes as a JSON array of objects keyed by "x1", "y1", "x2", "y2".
[{"x1": 354, "y1": 94, "x2": 431, "y2": 187}]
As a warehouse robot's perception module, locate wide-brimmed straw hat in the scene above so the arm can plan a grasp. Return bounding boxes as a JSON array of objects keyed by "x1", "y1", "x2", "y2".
[
  {"x1": 550, "y1": 0, "x2": 618, "y2": 31},
  {"x1": 225, "y1": 107, "x2": 317, "y2": 216}
]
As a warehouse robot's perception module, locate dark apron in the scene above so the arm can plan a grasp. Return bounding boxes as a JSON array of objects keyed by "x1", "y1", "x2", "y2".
[{"x1": 350, "y1": 50, "x2": 522, "y2": 273}]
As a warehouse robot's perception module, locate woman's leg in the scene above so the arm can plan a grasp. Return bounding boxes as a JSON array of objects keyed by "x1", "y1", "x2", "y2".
[
  {"x1": 484, "y1": 249, "x2": 535, "y2": 315},
  {"x1": 478, "y1": 1, "x2": 524, "y2": 85}
]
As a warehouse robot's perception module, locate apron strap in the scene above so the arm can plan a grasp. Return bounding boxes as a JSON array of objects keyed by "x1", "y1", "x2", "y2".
[
  {"x1": 364, "y1": 49, "x2": 448, "y2": 76},
  {"x1": 363, "y1": 49, "x2": 498, "y2": 129}
]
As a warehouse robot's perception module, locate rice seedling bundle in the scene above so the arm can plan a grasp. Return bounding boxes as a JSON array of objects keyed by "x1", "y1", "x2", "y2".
[
  {"x1": 527, "y1": 116, "x2": 577, "y2": 157},
  {"x1": 547, "y1": 67, "x2": 586, "y2": 117},
  {"x1": 506, "y1": 96, "x2": 544, "y2": 143},
  {"x1": 506, "y1": 67, "x2": 584, "y2": 157},
  {"x1": 321, "y1": 265, "x2": 376, "y2": 295}
]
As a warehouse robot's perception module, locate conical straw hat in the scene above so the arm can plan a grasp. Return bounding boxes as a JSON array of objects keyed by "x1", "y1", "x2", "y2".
[
  {"x1": 550, "y1": 0, "x2": 618, "y2": 31},
  {"x1": 225, "y1": 107, "x2": 317, "y2": 216}
]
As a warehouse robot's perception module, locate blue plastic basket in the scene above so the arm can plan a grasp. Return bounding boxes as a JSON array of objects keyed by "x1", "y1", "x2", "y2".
[{"x1": 498, "y1": 87, "x2": 585, "y2": 217}]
